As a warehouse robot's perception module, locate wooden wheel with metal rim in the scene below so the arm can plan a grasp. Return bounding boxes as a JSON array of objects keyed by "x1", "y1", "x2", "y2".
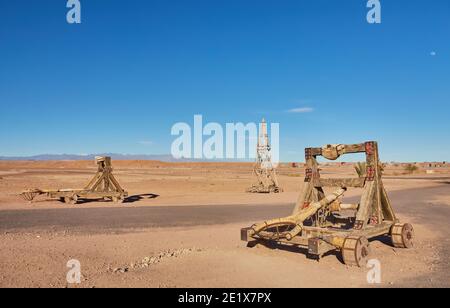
[
  {"x1": 21, "y1": 190, "x2": 41, "y2": 202},
  {"x1": 112, "y1": 196, "x2": 125, "y2": 204},
  {"x1": 64, "y1": 194, "x2": 78, "y2": 205},
  {"x1": 72, "y1": 194, "x2": 79, "y2": 204},
  {"x1": 391, "y1": 223, "x2": 414, "y2": 248},
  {"x1": 342, "y1": 236, "x2": 371, "y2": 267}
]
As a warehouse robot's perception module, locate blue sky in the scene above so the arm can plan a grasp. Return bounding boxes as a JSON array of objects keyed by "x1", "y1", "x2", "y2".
[{"x1": 0, "y1": 0, "x2": 449, "y2": 162}]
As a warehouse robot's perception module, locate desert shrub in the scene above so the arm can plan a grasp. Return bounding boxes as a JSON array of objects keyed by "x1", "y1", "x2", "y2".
[{"x1": 404, "y1": 164, "x2": 419, "y2": 174}]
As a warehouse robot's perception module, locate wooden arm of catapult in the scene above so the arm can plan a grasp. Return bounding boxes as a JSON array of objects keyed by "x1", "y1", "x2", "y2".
[{"x1": 250, "y1": 188, "x2": 347, "y2": 241}]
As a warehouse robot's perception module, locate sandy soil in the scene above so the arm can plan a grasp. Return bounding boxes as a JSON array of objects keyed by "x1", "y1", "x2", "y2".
[
  {"x1": 0, "y1": 161, "x2": 449, "y2": 288},
  {"x1": 0, "y1": 160, "x2": 446, "y2": 210}
]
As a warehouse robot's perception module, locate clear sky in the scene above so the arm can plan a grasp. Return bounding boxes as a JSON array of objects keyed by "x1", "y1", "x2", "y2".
[{"x1": 0, "y1": 0, "x2": 449, "y2": 162}]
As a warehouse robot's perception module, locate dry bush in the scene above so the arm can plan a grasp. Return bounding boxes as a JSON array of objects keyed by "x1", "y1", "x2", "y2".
[{"x1": 404, "y1": 164, "x2": 419, "y2": 174}]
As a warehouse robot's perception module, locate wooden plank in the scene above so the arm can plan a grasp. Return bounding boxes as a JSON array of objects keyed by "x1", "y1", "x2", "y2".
[
  {"x1": 84, "y1": 172, "x2": 102, "y2": 190},
  {"x1": 292, "y1": 182, "x2": 313, "y2": 215},
  {"x1": 255, "y1": 232, "x2": 310, "y2": 246},
  {"x1": 355, "y1": 181, "x2": 376, "y2": 229},
  {"x1": 380, "y1": 183, "x2": 397, "y2": 222},
  {"x1": 352, "y1": 222, "x2": 393, "y2": 238},
  {"x1": 308, "y1": 147, "x2": 323, "y2": 157},
  {"x1": 109, "y1": 174, "x2": 125, "y2": 192},
  {"x1": 314, "y1": 178, "x2": 365, "y2": 188},
  {"x1": 343, "y1": 143, "x2": 366, "y2": 154},
  {"x1": 91, "y1": 173, "x2": 106, "y2": 191}
]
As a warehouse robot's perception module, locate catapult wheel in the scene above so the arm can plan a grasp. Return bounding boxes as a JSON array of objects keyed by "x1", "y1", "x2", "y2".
[
  {"x1": 342, "y1": 236, "x2": 371, "y2": 267},
  {"x1": 21, "y1": 190, "x2": 40, "y2": 202},
  {"x1": 391, "y1": 223, "x2": 414, "y2": 248},
  {"x1": 64, "y1": 194, "x2": 78, "y2": 205},
  {"x1": 272, "y1": 186, "x2": 282, "y2": 193},
  {"x1": 112, "y1": 196, "x2": 125, "y2": 203}
]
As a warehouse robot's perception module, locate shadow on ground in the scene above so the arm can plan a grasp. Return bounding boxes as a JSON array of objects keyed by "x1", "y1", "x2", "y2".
[
  {"x1": 247, "y1": 239, "x2": 344, "y2": 264},
  {"x1": 124, "y1": 193, "x2": 160, "y2": 203},
  {"x1": 70, "y1": 193, "x2": 160, "y2": 205}
]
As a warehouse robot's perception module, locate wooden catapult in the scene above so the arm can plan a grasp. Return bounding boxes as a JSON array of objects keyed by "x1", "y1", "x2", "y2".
[
  {"x1": 247, "y1": 119, "x2": 282, "y2": 194},
  {"x1": 241, "y1": 142, "x2": 414, "y2": 267},
  {"x1": 21, "y1": 156, "x2": 128, "y2": 205}
]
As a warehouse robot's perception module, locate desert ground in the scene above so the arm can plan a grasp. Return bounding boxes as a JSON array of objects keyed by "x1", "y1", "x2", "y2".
[{"x1": 0, "y1": 160, "x2": 449, "y2": 288}]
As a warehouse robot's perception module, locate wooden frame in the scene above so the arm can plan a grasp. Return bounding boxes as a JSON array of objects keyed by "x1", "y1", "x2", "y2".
[
  {"x1": 21, "y1": 157, "x2": 128, "y2": 205},
  {"x1": 241, "y1": 142, "x2": 414, "y2": 267}
]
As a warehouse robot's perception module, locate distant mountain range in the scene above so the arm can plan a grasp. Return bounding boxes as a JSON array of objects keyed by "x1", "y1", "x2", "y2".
[
  {"x1": 0, "y1": 154, "x2": 252, "y2": 163},
  {"x1": 0, "y1": 153, "x2": 183, "y2": 162}
]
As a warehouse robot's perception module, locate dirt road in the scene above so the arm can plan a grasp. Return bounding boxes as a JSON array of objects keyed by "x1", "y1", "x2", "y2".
[
  {"x1": 1, "y1": 185, "x2": 448, "y2": 235},
  {"x1": 0, "y1": 203, "x2": 292, "y2": 234}
]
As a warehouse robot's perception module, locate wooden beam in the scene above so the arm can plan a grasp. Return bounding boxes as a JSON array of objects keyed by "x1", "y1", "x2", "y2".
[{"x1": 314, "y1": 178, "x2": 366, "y2": 188}]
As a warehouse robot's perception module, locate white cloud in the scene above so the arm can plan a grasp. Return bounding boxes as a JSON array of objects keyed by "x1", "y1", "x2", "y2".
[{"x1": 287, "y1": 107, "x2": 314, "y2": 113}]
